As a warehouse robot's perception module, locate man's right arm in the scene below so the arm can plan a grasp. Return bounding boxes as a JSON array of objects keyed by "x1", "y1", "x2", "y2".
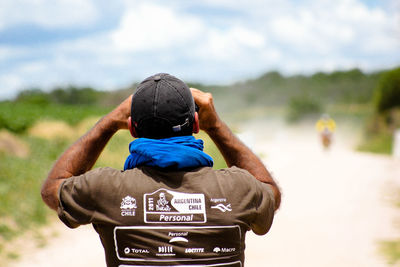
[{"x1": 190, "y1": 88, "x2": 281, "y2": 211}]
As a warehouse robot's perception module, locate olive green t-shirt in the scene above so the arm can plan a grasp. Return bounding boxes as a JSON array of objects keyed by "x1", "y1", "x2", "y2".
[{"x1": 57, "y1": 166, "x2": 275, "y2": 267}]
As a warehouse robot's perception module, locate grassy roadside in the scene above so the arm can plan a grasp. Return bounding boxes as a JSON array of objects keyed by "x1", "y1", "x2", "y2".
[
  {"x1": 378, "y1": 192, "x2": 400, "y2": 265},
  {"x1": 380, "y1": 240, "x2": 400, "y2": 265},
  {"x1": 0, "y1": 136, "x2": 69, "y2": 259}
]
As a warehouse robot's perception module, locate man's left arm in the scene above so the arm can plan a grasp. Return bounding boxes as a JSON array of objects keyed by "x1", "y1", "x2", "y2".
[{"x1": 41, "y1": 95, "x2": 132, "y2": 210}]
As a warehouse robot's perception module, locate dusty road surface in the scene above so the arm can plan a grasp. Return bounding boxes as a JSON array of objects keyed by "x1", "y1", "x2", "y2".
[
  {"x1": 10, "y1": 121, "x2": 400, "y2": 267},
  {"x1": 243, "y1": 121, "x2": 400, "y2": 267}
]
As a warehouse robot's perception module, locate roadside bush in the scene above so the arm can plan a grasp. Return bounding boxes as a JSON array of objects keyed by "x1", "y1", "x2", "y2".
[
  {"x1": 374, "y1": 68, "x2": 400, "y2": 113},
  {"x1": 16, "y1": 89, "x2": 51, "y2": 106},
  {"x1": 358, "y1": 67, "x2": 400, "y2": 155},
  {"x1": 357, "y1": 108, "x2": 400, "y2": 154},
  {"x1": 16, "y1": 86, "x2": 106, "y2": 106},
  {"x1": 0, "y1": 102, "x2": 34, "y2": 133},
  {"x1": 50, "y1": 86, "x2": 104, "y2": 106}
]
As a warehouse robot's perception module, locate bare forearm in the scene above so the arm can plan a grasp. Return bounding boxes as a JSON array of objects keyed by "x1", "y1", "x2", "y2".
[
  {"x1": 41, "y1": 117, "x2": 116, "y2": 210},
  {"x1": 41, "y1": 95, "x2": 132, "y2": 210},
  {"x1": 206, "y1": 120, "x2": 281, "y2": 210},
  {"x1": 42, "y1": 116, "x2": 117, "y2": 210}
]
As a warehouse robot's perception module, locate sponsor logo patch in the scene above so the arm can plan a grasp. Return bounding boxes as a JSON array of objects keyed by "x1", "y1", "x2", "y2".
[
  {"x1": 211, "y1": 203, "x2": 232, "y2": 212},
  {"x1": 114, "y1": 225, "x2": 241, "y2": 262},
  {"x1": 120, "y1": 195, "x2": 137, "y2": 216},
  {"x1": 144, "y1": 189, "x2": 206, "y2": 223},
  {"x1": 210, "y1": 197, "x2": 232, "y2": 213}
]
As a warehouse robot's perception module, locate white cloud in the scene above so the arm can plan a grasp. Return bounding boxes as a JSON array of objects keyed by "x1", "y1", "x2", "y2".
[
  {"x1": 0, "y1": 46, "x2": 28, "y2": 61},
  {"x1": 0, "y1": 0, "x2": 98, "y2": 29},
  {"x1": 18, "y1": 61, "x2": 48, "y2": 74},
  {"x1": 195, "y1": 26, "x2": 266, "y2": 62},
  {"x1": 111, "y1": 3, "x2": 204, "y2": 52},
  {"x1": 109, "y1": 1, "x2": 269, "y2": 68},
  {"x1": 0, "y1": 74, "x2": 24, "y2": 99},
  {"x1": 271, "y1": 1, "x2": 395, "y2": 52},
  {"x1": 226, "y1": 26, "x2": 266, "y2": 48}
]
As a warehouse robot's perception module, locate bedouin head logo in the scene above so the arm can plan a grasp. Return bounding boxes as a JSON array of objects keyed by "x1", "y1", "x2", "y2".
[
  {"x1": 120, "y1": 196, "x2": 137, "y2": 210},
  {"x1": 156, "y1": 192, "x2": 171, "y2": 211}
]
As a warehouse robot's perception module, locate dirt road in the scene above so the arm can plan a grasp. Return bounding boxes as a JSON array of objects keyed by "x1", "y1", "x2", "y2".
[
  {"x1": 10, "y1": 121, "x2": 400, "y2": 267},
  {"x1": 243, "y1": 121, "x2": 400, "y2": 267}
]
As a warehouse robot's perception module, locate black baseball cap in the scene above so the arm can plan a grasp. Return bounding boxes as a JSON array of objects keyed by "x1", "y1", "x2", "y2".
[{"x1": 131, "y1": 73, "x2": 195, "y2": 139}]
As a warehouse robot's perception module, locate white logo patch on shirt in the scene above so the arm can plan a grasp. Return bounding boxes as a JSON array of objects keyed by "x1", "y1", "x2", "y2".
[
  {"x1": 210, "y1": 197, "x2": 232, "y2": 213},
  {"x1": 144, "y1": 189, "x2": 206, "y2": 223},
  {"x1": 120, "y1": 195, "x2": 137, "y2": 216},
  {"x1": 211, "y1": 203, "x2": 232, "y2": 212}
]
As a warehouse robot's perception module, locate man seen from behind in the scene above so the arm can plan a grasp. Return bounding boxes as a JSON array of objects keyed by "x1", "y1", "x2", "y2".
[{"x1": 41, "y1": 73, "x2": 281, "y2": 267}]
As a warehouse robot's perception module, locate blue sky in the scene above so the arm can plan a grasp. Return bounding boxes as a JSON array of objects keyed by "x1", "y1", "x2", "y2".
[{"x1": 0, "y1": 0, "x2": 399, "y2": 99}]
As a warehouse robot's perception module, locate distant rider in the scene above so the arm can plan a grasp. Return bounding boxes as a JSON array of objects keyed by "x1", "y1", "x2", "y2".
[{"x1": 315, "y1": 114, "x2": 336, "y2": 149}]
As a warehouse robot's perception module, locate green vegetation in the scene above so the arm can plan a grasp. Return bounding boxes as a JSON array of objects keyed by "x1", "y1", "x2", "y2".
[
  {"x1": 212, "y1": 68, "x2": 380, "y2": 115},
  {"x1": 0, "y1": 136, "x2": 69, "y2": 249},
  {"x1": 188, "y1": 68, "x2": 381, "y2": 128},
  {"x1": 374, "y1": 68, "x2": 400, "y2": 113},
  {"x1": 357, "y1": 68, "x2": 400, "y2": 154},
  {"x1": 360, "y1": 68, "x2": 400, "y2": 261},
  {"x1": 199, "y1": 131, "x2": 227, "y2": 169},
  {"x1": 0, "y1": 101, "x2": 110, "y2": 133},
  {"x1": 380, "y1": 240, "x2": 400, "y2": 265},
  {"x1": 380, "y1": 191, "x2": 400, "y2": 265},
  {"x1": 357, "y1": 131, "x2": 393, "y2": 154},
  {"x1": 356, "y1": 110, "x2": 400, "y2": 154},
  {"x1": 0, "y1": 68, "x2": 387, "y2": 133},
  {"x1": 16, "y1": 86, "x2": 106, "y2": 106},
  {"x1": 286, "y1": 96, "x2": 322, "y2": 122}
]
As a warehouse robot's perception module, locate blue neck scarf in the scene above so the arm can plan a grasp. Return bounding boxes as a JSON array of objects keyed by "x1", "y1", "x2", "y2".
[{"x1": 124, "y1": 136, "x2": 214, "y2": 170}]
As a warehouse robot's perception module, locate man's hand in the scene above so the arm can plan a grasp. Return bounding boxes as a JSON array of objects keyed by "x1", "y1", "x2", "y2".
[
  {"x1": 190, "y1": 88, "x2": 221, "y2": 133},
  {"x1": 105, "y1": 95, "x2": 132, "y2": 131},
  {"x1": 41, "y1": 95, "x2": 132, "y2": 210}
]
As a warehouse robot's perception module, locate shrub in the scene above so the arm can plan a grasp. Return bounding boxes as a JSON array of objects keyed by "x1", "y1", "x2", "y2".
[
  {"x1": 286, "y1": 96, "x2": 322, "y2": 122},
  {"x1": 49, "y1": 86, "x2": 106, "y2": 106},
  {"x1": 374, "y1": 68, "x2": 400, "y2": 113},
  {"x1": 357, "y1": 109, "x2": 400, "y2": 155},
  {"x1": 16, "y1": 89, "x2": 51, "y2": 106}
]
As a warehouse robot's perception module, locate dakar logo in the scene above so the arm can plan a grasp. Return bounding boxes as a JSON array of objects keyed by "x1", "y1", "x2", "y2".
[
  {"x1": 120, "y1": 196, "x2": 137, "y2": 216},
  {"x1": 156, "y1": 192, "x2": 171, "y2": 212}
]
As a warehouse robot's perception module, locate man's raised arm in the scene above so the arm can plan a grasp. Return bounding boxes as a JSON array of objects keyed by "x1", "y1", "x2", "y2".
[
  {"x1": 191, "y1": 88, "x2": 281, "y2": 211},
  {"x1": 41, "y1": 95, "x2": 132, "y2": 210}
]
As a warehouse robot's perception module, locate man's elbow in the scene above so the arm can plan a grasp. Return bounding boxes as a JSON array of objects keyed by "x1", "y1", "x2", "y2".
[
  {"x1": 272, "y1": 186, "x2": 281, "y2": 211},
  {"x1": 41, "y1": 187, "x2": 55, "y2": 211},
  {"x1": 40, "y1": 179, "x2": 59, "y2": 211}
]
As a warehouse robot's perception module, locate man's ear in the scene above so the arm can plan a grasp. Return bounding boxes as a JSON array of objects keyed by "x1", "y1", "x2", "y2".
[
  {"x1": 193, "y1": 112, "x2": 200, "y2": 134},
  {"x1": 128, "y1": 117, "x2": 138, "y2": 138}
]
